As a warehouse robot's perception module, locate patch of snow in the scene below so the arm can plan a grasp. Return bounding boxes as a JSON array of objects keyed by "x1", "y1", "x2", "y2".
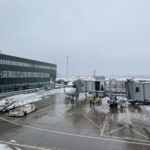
[
  {"x1": 117, "y1": 96, "x2": 127, "y2": 101},
  {"x1": 139, "y1": 106, "x2": 150, "y2": 112},
  {"x1": 16, "y1": 148, "x2": 22, "y2": 150},
  {"x1": 9, "y1": 140, "x2": 16, "y2": 143},
  {"x1": 0, "y1": 88, "x2": 65, "y2": 111},
  {"x1": 0, "y1": 144, "x2": 20, "y2": 150},
  {"x1": 0, "y1": 145, "x2": 11, "y2": 150},
  {"x1": 101, "y1": 97, "x2": 110, "y2": 105}
]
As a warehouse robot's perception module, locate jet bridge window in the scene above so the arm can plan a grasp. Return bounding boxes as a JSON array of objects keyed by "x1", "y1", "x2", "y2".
[{"x1": 136, "y1": 87, "x2": 140, "y2": 92}]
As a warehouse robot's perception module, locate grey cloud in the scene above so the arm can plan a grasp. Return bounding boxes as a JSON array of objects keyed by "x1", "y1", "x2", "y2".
[{"x1": 0, "y1": 0, "x2": 150, "y2": 76}]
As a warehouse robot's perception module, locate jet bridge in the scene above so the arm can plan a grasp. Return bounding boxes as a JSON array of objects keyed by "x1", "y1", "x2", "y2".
[
  {"x1": 126, "y1": 79, "x2": 150, "y2": 104},
  {"x1": 73, "y1": 80, "x2": 105, "y2": 97},
  {"x1": 70, "y1": 79, "x2": 126, "y2": 107}
]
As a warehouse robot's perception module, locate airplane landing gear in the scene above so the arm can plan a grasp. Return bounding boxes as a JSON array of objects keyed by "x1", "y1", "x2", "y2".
[
  {"x1": 71, "y1": 99, "x2": 74, "y2": 104},
  {"x1": 90, "y1": 100, "x2": 93, "y2": 105}
]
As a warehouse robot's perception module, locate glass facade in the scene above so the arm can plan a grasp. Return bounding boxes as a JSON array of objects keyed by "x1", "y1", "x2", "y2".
[
  {"x1": 0, "y1": 59, "x2": 56, "y2": 70},
  {"x1": 0, "y1": 54, "x2": 57, "y2": 93},
  {"x1": 0, "y1": 71, "x2": 50, "y2": 78}
]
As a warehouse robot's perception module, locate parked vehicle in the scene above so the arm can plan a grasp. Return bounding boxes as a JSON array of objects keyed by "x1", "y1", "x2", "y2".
[
  {"x1": 107, "y1": 95, "x2": 127, "y2": 108},
  {"x1": 9, "y1": 103, "x2": 37, "y2": 117},
  {"x1": 107, "y1": 96, "x2": 119, "y2": 108}
]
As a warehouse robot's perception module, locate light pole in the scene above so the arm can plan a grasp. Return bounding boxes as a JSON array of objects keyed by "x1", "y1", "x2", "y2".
[{"x1": 66, "y1": 56, "x2": 68, "y2": 82}]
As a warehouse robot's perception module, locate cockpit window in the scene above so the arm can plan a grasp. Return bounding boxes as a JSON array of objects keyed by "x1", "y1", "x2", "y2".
[{"x1": 67, "y1": 85, "x2": 76, "y2": 88}]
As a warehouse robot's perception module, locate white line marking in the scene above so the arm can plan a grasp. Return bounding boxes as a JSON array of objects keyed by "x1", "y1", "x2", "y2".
[
  {"x1": 103, "y1": 135, "x2": 150, "y2": 143},
  {"x1": 55, "y1": 111, "x2": 61, "y2": 117},
  {"x1": 124, "y1": 113, "x2": 126, "y2": 119},
  {"x1": 0, "y1": 139, "x2": 50, "y2": 150},
  {"x1": 106, "y1": 126, "x2": 126, "y2": 135},
  {"x1": 0, "y1": 117, "x2": 150, "y2": 146},
  {"x1": 111, "y1": 117, "x2": 149, "y2": 139},
  {"x1": 127, "y1": 127, "x2": 149, "y2": 139},
  {"x1": 101, "y1": 116, "x2": 108, "y2": 136},
  {"x1": 111, "y1": 114, "x2": 113, "y2": 120}
]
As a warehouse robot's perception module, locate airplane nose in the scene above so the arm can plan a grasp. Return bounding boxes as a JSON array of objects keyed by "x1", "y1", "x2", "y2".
[{"x1": 64, "y1": 88, "x2": 76, "y2": 96}]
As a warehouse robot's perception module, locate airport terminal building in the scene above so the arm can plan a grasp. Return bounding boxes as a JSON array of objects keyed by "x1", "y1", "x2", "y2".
[{"x1": 0, "y1": 53, "x2": 57, "y2": 93}]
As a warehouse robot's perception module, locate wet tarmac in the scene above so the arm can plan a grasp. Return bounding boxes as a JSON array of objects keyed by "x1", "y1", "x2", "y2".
[{"x1": 0, "y1": 93, "x2": 150, "y2": 150}]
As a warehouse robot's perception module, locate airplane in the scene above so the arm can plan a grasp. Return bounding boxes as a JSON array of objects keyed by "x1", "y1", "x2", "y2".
[{"x1": 64, "y1": 81, "x2": 79, "y2": 104}]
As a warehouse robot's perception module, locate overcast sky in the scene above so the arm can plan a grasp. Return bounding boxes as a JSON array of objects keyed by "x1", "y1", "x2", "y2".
[{"x1": 0, "y1": 0, "x2": 150, "y2": 77}]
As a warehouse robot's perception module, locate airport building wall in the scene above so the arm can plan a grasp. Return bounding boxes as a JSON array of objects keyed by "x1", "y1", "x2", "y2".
[{"x1": 0, "y1": 54, "x2": 57, "y2": 93}]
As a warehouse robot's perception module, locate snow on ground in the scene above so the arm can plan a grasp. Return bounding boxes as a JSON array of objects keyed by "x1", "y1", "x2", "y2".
[
  {"x1": 139, "y1": 105, "x2": 150, "y2": 119},
  {"x1": 139, "y1": 105, "x2": 150, "y2": 112},
  {"x1": 0, "y1": 144, "x2": 21, "y2": 150},
  {"x1": 0, "y1": 144, "x2": 12, "y2": 150},
  {"x1": 101, "y1": 97, "x2": 110, "y2": 105},
  {"x1": 117, "y1": 96, "x2": 127, "y2": 101},
  {"x1": 78, "y1": 93, "x2": 87, "y2": 101},
  {"x1": 0, "y1": 88, "x2": 65, "y2": 109}
]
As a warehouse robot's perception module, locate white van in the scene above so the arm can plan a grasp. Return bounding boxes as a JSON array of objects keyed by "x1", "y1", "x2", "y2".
[{"x1": 9, "y1": 103, "x2": 37, "y2": 117}]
